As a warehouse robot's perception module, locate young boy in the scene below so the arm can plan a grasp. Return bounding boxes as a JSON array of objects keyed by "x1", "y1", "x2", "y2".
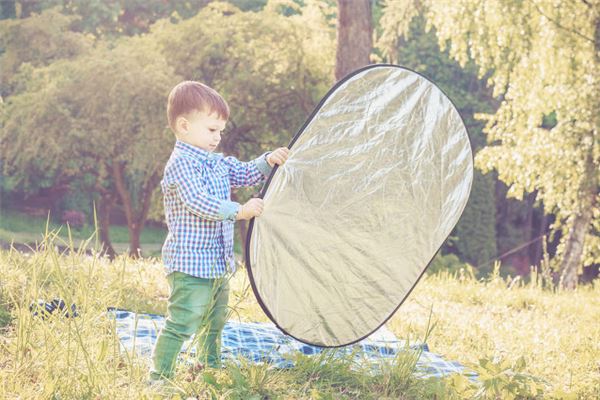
[{"x1": 149, "y1": 80, "x2": 289, "y2": 382}]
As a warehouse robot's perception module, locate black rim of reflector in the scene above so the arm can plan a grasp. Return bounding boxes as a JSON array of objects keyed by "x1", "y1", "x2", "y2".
[{"x1": 244, "y1": 63, "x2": 474, "y2": 348}]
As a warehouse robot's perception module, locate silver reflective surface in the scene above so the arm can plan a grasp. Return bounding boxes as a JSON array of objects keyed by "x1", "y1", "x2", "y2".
[{"x1": 247, "y1": 65, "x2": 473, "y2": 347}]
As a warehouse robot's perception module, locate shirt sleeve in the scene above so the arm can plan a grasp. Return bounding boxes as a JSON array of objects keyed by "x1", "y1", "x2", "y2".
[
  {"x1": 222, "y1": 152, "x2": 273, "y2": 188},
  {"x1": 166, "y1": 158, "x2": 241, "y2": 221}
]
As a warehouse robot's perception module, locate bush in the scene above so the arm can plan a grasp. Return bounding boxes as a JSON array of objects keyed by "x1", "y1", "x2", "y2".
[
  {"x1": 427, "y1": 252, "x2": 472, "y2": 277},
  {"x1": 60, "y1": 209, "x2": 86, "y2": 229}
]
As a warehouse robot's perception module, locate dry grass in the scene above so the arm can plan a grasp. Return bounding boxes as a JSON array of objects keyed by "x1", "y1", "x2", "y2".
[{"x1": 0, "y1": 231, "x2": 598, "y2": 399}]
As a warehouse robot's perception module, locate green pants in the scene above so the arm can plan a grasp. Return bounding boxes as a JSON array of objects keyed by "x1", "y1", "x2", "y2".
[{"x1": 150, "y1": 271, "x2": 230, "y2": 380}]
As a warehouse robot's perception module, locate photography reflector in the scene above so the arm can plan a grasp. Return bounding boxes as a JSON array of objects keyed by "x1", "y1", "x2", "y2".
[{"x1": 246, "y1": 65, "x2": 473, "y2": 347}]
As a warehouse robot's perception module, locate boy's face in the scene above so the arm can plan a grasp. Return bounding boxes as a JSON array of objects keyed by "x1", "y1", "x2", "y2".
[{"x1": 175, "y1": 110, "x2": 227, "y2": 152}]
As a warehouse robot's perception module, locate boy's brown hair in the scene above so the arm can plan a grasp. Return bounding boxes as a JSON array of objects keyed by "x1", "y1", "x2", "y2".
[{"x1": 167, "y1": 81, "x2": 230, "y2": 132}]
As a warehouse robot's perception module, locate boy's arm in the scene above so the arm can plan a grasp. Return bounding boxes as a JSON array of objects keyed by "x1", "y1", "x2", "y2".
[
  {"x1": 223, "y1": 152, "x2": 273, "y2": 188},
  {"x1": 167, "y1": 158, "x2": 240, "y2": 221}
]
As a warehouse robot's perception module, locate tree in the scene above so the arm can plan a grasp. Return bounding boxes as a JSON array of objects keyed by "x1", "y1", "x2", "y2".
[
  {"x1": 1, "y1": 34, "x2": 179, "y2": 258},
  {"x1": 335, "y1": 0, "x2": 372, "y2": 81},
  {"x1": 1, "y1": 0, "x2": 335, "y2": 258},
  {"x1": 0, "y1": 7, "x2": 91, "y2": 98},
  {"x1": 2, "y1": 0, "x2": 212, "y2": 37},
  {"x1": 379, "y1": 0, "x2": 600, "y2": 288},
  {"x1": 151, "y1": 0, "x2": 335, "y2": 253}
]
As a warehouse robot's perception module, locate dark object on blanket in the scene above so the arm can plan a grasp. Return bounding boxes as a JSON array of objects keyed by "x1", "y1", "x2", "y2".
[{"x1": 30, "y1": 298, "x2": 79, "y2": 319}]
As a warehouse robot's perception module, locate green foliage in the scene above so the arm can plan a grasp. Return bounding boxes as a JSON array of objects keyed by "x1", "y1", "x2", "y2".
[
  {"x1": 2, "y1": 0, "x2": 276, "y2": 39},
  {"x1": 0, "y1": 305, "x2": 11, "y2": 328},
  {"x1": 56, "y1": 180, "x2": 92, "y2": 217},
  {"x1": 462, "y1": 355, "x2": 547, "y2": 399},
  {"x1": 427, "y1": 252, "x2": 468, "y2": 276},
  {"x1": 231, "y1": 0, "x2": 269, "y2": 12},
  {"x1": 0, "y1": 7, "x2": 92, "y2": 97},
  {"x1": 1, "y1": 29, "x2": 178, "y2": 250},
  {"x1": 201, "y1": 359, "x2": 283, "y2": 399},
  {"x1": 4, "y1": 0, "x2": 212, "y2": 37},
  {"x1": 61, "y1": 0, "x2": 211, "y2": 37},
  {"x1": 0, "y1": 0, "x2": 335, "y2": 249},
  {"x1": 454, "y1": 170, "x2": 497, "y2": 271},
  {"x1": 0, "y1": 282, "x2": 12, "y2": 327},
  {"x1": 378, "y1": 0, "x2": 600, "y2": 270}
]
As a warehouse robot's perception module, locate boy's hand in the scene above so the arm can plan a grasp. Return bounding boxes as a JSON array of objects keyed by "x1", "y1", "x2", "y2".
[
  {"x1": 266, "y1": 147, "x2": 290, "y2": 168},
  {"x1": 237, "y1": 198, "x2": 264, "y2": 220}
]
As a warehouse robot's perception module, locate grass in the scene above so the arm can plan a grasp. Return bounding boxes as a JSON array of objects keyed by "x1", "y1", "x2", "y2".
[
  {"x1": 0, "y1": 229, "x2": 598, "y2": 399},
  {"x1": 0, "y1": 208, "x2": 167, "y2": 257},
  {"x1": 0, "y1": 208, "x2": 246, "y2": 258}
]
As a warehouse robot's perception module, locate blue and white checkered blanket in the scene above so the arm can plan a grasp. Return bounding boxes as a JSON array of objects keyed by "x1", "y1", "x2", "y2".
[{"x1": 107, "y1": 308, "x2": 477, "y2": 381}]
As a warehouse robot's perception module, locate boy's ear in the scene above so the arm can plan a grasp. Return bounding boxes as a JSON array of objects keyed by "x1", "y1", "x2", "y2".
[{"x1": 175, "y1": 116, "x2": 188, "y2": 134}]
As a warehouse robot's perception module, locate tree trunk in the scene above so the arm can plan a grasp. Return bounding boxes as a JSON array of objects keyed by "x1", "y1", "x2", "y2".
[
  {"x1": 129, "y1": 223, "x2": 142, "y2": 258},
  {"x1": 335, "y1": 0, "x2": 373, "y2": 81},
  {"x1": 534, "y1": 207, "x2": 548, "y2": 266},
  {"x1": 558, "y1": 190, "x2": 594, "y2": 289},
  {"x1": 128, "y1": 171, "x2": 161, "y2": 258},
  {"x1": 559, "y1": 14, "x2": 600, "y2": 289},
  {"x1": 97, "y1": 193, "x2": 117, "y2": 260},
  {"x1": 524, "y1": 192, "x2": 536, "y2": 267},
  {"x1": 559, "y1": 136, "x2": 597, "y2": 289},
  {"x1": 111, "y1": 161, "x2": 162, "y2": 258},
  {"x1": 111, "y1": 161, "x2": 139, "y2": 258}
]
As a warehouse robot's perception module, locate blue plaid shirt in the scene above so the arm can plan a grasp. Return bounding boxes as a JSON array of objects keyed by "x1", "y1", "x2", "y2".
[{"x1": 161, "y1": 140, "x2": 272, "y2": 278}]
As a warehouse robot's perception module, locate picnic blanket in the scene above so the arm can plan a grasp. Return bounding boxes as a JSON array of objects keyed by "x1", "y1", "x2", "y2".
[{"x1": 107, "y1": 308, "x2": 477, "y2": 381}]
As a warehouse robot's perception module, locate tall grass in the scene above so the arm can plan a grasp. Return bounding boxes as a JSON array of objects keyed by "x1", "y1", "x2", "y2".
[{"x1": 0, "y1": 226, "x2": 598, "y2": 399}]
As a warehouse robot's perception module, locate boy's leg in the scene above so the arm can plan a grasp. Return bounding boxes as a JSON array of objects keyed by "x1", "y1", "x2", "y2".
[
  {"x1": 195, "y1": 277, "x2": 230, "y2": 368},
  {"x1": 150, "y1": 272, "x2": 216, "y2": 380}
]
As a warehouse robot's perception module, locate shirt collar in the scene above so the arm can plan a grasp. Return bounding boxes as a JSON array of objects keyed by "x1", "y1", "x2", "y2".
[{"x1": 174, "y1": 140, "x2": 217, "y2": 163}]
